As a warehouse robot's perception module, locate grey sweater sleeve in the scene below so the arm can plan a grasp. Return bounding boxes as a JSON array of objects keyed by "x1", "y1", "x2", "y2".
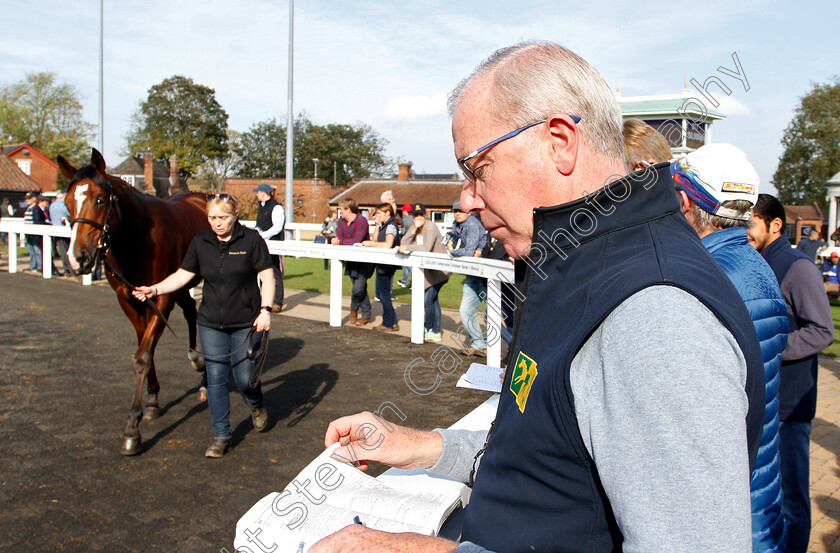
[
  {"x1": 428, "y1": 428, "x2": 489, "y2": 483},
  {"x1": 781, "y1": 258, "x2": 835, "y2": 361},
  {"x1": 571, "y1": 286, "x2": 751, "y2": 552}
]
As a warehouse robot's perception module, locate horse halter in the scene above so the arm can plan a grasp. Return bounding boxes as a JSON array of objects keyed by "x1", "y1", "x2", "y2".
[{"x1": 69, "y1": 180, "x2": 121, "y2": 265}]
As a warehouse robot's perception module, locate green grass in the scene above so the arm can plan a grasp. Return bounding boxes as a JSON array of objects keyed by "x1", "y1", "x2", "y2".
[
  {"x1": 822, "y1": 300, "x2": 840, "y2": 357},
  {"x1": 282, "y1": 256, "x2": 468, "y2": 310}
]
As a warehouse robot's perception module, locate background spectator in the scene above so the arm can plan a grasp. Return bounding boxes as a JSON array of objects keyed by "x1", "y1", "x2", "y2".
[
  {"x1": 23, "y1": 191, "x2": 45, "y2": 272},
  {"x1": 396, "y1": 203, "x2": 414, "y2": 287},
  {"x1": 448, "y1": 200, "x2": 488, "y2": 355},
  {"x1": 622, "y1": 118, "x2": 673, "y2": 171},
  {"x1": 796, "y1": 229, "x2": 827, "y2": 262},
  {"x1": 332, "y1": 198, "x2": 373, "y2": 326},
  {"x1": 253, "y1": 183, "x2": 285, "y2": 313},
  {"x1": 49, "y1": 190, "x2": 75, "y2": 277},
  {"x1": 748, "y1": 193, "x2": 835, "y2": 553},
  {"x1": 362, "y1": 203, "x2": 401, "y2": 331},
  {"x1": 398, "y1": 203, "x2": 449, "y2": 342},
  {"x1": 822, "y1": 252, "x2": 840, "y2": 294}
]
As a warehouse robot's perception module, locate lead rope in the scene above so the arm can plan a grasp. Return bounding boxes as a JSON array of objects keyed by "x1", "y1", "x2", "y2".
[{"x1": 188, "y1": 328, "x2": 270, "y2": 389}]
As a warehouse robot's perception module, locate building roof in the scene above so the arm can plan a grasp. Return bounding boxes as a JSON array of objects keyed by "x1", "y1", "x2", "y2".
[
  {"x1": 784, "y1": 203, "x2": 826, "y2": 223},
  {"x1": 329, "y1": 179, "x2": 463, "y2": 208},
  {"x1": 0, "y1": 153, "x2": 40, "y2": 191},
  {"x1": 4, "y1": 143, "x2": 59, "y2": 168},
  {"x1": 109, "y1": 155, "x2": 170, "y2": 179},
  {"x1": 618, "y1": 91, "x2": 726, "y2": 120},
  {"x1": 410, "y1": 172, "x2": 461, "y2": 181}
]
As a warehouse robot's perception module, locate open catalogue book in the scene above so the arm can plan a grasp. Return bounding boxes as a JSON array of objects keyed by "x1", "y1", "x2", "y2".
[{"x1": 234, "y1": 443, "x2": 466, "y2": 553}]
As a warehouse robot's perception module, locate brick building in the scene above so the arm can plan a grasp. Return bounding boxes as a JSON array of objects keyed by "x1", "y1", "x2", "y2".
[
  {"x1": 3, "y1": 144, "x2": 58, "y2": 192},
  {"x1": 329, "y1": 163, "x2": 463, "y2": 225},
  {"x1": 109, "y1": 152, "x2": 186, "y2": 197},
  {"x1": 224, "y1": 177, "x2": 349, "y2": 223}
]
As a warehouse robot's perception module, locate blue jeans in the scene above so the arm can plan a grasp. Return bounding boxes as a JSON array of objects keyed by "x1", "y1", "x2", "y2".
[
  {"x1": 399, "y1": 266, "x2": 411, "y2": 284},
  {"x1": 26, "y1": 240, "x2": 42, "y2": 270},
  {"x1": 376, "y1": 272, "x2": 397, "y2": 327},
  {"x1": 424, "y1": 282, "x2": 445, "y2": 333},
  {"x1": 779, "y1": 420, "x2": 811, "y2": 553},
  {"x1": 198, "y1": 325, "x2": 264, "y2": 440},
  {"x1": 460, "y1": 276, "x2": 487, "y2": 349}
]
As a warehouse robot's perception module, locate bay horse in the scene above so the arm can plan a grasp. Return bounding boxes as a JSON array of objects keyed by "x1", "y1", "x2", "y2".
[{"x1": 57, "y1": 149, "x2": 209, "y2": 456}]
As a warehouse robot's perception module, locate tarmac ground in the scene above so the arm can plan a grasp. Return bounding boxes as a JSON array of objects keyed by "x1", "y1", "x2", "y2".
[
  {"x1": 0, "y1": 267, "x2": 839, "y2": 552},
  {"x1": 0, "y1": 270, "x2": 492, "y2": 552}
]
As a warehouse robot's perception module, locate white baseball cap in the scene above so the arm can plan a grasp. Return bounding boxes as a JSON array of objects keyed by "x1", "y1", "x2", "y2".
[{"x1": 671, "y1": 143, "x2": 759, "y2": 220}]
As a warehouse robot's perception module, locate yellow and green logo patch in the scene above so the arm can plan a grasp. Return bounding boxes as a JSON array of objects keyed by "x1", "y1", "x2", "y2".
[{"x1": 509, "y1": 352, "x2": 538, "y2": 413}]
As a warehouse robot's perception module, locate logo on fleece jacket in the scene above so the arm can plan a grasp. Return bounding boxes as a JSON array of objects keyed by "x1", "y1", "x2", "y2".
[{"x1": 510, "y1": 352, "x2": 538, "y2": 413}]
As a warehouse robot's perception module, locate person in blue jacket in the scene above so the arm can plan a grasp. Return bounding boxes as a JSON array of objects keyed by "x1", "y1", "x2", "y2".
[
  {"x1": 748, "y1": 193, "x2": 835, "y2": 553},
  {"x1": 673, "y1": 143, "x2": 789, "y2": 553}
]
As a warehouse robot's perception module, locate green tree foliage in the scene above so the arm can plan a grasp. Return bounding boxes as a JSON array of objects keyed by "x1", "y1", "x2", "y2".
[
  {"x1": 0, "y1": 71, "x2": 94, "y2": 165},
  {"x1": 192, "y1": 130, "x2": 242, "y2": 191},
  {"x1": 234, "y1": 113, "x2": 392, "y2": 186},
  {"x1": 773, "y1": 77, "x2": 840, "y2": 207},
  {"x1": 125, "y1": 75, "x2": 228, "y2": 179}
]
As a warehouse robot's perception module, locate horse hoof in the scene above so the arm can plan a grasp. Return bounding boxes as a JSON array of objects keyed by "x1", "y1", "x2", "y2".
[
  {"x1": 188, "y1": 351, "x2": 206, "y2": 372},
  {"x1": 120, "y1": 436, "x2": 141, "y2": 456},
  {"x1": 142, "y1": 406, "x2": 160, "y2": 421},
  {"x1": 197, "y1": 386, "x2": 207, "y2": 403}
]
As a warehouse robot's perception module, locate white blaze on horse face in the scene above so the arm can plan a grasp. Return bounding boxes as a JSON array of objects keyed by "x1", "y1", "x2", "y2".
[{"x1": 68, "y1": 183, "x2": 90, "y2": 269}]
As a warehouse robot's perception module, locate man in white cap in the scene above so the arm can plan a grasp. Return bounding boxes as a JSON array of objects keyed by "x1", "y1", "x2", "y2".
[{"x1": 672, "y1": 143, "x2": 789, "y2": 553}]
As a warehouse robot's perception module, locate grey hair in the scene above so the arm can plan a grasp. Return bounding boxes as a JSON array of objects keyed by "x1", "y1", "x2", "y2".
[
  {"x1": 447, "y1": 41, "x2": 624, "y2": 160},
  {"x1": 691, "y1": 200, "x2": 754, "y2": 233},
  {"x1": 380, "y1": 189, "x2": 394, "y2": 203}
]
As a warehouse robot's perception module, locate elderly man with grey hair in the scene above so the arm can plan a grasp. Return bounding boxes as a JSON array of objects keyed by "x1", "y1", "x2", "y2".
[{"x1": 311, "y1": 41, "x2": 766, "y2": 553}]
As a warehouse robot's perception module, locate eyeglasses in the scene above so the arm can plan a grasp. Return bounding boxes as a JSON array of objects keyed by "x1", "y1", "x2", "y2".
[
  {"x1": 457, "y1": 116, "x2": 581, "y2": 182},
  {"x1": 206, "y1": 193, "x2": 232, "y2": 203}
]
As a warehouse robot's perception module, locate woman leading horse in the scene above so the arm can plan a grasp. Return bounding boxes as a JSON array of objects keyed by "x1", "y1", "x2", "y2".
[
  {"x1": 133, "y1": 193, "x2": 274, "y2": 458},
  {"x1": 58, "y1": 149, "x2": 209, "y2": 456}
]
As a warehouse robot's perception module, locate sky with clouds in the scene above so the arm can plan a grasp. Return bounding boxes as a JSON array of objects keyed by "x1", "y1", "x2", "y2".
[{"x1": 1, "y1": 0, "x2": 838, "y2": 194}]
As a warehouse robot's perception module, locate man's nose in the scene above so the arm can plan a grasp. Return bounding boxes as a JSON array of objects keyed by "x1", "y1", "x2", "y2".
[{"x1": 460, "y1": 179, "x2": 485, "y2": 213}]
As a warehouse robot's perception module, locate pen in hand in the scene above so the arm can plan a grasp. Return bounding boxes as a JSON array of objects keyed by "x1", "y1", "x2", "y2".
[{"x1": 353, "y1": 515, "x2": 365, "y2": 526}]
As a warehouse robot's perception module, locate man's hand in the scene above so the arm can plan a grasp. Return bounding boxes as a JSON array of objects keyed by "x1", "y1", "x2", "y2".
[
  {"x1": 309, "y1": 524, "x2": 458, "y2": 553},
  {"x1": 324, "y1": 412, "x2": 442, "y2": 472},
  {"x1": 331, "y1": 237, "x2": 340, "y2": 245}
]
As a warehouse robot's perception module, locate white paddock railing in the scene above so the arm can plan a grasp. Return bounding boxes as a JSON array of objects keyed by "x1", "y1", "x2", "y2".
[
  {"x1": 267, "y1": 241, "x2": 513, "y2": 367},
  {"x1": 0, "y1": 219, "x2": 93, "y2": 285},
  {"x1": 0, "y1": 220, "x2": 514, "y2": 367}
]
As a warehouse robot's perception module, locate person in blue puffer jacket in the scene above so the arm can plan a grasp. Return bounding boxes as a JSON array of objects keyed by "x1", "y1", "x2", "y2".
[{"x1": 672, "y1": 143, "x2": 788, "y2": 553}]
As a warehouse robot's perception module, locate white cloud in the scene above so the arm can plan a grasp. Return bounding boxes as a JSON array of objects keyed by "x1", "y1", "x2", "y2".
[
  {"x1": 716, "y1": 96, "x2": 752, "y2": 117},
  {"x1": 386, "y1": 93, "x2": 447, "y2": 122}
]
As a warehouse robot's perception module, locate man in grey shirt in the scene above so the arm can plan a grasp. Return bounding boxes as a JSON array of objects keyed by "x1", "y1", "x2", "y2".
[{"x1": 310, "y1": 41, "x2": 762, "y2": 553}]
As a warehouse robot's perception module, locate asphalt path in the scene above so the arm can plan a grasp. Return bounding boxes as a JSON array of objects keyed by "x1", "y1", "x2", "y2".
[{"x1": 0, "y1": 271, "x2": 491, "y2": 552}]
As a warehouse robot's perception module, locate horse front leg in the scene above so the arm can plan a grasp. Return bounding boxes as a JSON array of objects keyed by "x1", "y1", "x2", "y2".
[
  {"x1": 142, "y1": 358, "x2": 161, "y2": 421},
  {"x1": 121, "y1": 315, "x2": 165, "y2": 456},
  {"x1": 177, "y1": 290, "x2": 207, "y2": 402}
]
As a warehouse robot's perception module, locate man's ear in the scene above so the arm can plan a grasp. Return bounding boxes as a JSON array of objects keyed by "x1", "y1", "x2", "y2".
[
  {"x1": 545, "y1": 113, "x2": 579, "y2": 176},
  {"x1": 771, "y1": 217, "x2": 785, "y2": 234},
  {"x1": 677, "y1": 190, "x2": 691, "y2": 215}
]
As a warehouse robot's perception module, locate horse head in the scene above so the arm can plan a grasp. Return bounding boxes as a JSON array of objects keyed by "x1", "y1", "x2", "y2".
[{"x1": 57, "y1": 149, "x2": 122, "y2": 275}]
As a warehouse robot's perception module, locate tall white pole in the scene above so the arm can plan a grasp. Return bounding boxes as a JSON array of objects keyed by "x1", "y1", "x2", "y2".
[
  {"x1": 98, "y1": 0, "x2": 104, "y2": 154},
  {"x1": 284, "y1": 0, "x2": 294, "y2": 230}
]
